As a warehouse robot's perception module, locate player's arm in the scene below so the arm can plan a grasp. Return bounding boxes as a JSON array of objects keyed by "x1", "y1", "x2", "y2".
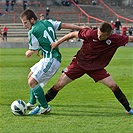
[
  {"x1": 25, "y1": 50, "x2": 38, "y2": 58},
  {"x1": 51, "y1": 31, "x2": 79, "y2": 49},
  {"x1": 128, "y1": 36, "x2": 133, "y2": 42},
  {"x1": 61, "y1": 23, "x2": 85, "y2": 31}
]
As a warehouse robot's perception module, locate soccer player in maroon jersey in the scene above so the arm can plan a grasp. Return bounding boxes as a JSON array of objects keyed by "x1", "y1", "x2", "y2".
[{"x1": 45, "y1": 22, "x2": 133, "y2": 115}]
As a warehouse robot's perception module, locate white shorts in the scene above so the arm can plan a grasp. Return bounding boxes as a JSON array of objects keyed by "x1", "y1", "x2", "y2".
[{"x1": 30, "y1": 58, "x2": 60, "y2": 87}]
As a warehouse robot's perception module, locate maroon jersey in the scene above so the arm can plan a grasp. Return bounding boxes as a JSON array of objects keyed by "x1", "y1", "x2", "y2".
[{"x1": 76, "y1": 28, "x2": 128, "y2": 70}]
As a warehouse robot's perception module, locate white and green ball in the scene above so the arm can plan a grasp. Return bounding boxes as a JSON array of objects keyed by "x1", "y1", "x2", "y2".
[{"x1": 11, "y1": 100, "x2": 27, "y2": 115}]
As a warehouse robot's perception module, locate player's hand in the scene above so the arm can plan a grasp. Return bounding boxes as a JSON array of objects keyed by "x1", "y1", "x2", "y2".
[
  {"x1": 25, "y1": 50, "x2": 35, "y2": 58},
  {"x1": 25, "y1": 50, "x2": 31, "y2": 58},
  {"x1": 50, "y1": 42, "x2": 58, "y2": 49}
]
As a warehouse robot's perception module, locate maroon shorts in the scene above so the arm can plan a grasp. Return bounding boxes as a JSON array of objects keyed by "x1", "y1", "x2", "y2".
[{"x1": 63, "y1": 58, "x2": 110, "y2": 82}]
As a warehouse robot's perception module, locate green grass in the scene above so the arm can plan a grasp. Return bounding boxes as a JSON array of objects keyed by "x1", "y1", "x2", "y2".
[{"x1": 0, "y1": 47, "x2": 133, "y2": 133}]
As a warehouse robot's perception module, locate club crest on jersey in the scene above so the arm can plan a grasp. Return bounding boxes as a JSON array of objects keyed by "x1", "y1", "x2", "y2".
[{"x1": 106, "y1": 39, "x2": 111, "y2": 45}]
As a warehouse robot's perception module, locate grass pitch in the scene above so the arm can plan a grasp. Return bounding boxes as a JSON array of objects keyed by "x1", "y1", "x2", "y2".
[{"x1": 0, "y1": 47, "x2": 132, "y2": 133}]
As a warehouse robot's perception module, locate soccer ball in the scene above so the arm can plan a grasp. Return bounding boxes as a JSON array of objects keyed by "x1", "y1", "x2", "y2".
[{"x1": 11, "y1": 100, "x2": 27, "y2": 115}]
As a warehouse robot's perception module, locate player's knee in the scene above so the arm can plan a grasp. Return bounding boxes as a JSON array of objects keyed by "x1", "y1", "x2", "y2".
[
  {"x1": 54, "y1": 82, "x2": 64, "y2": 91},
  {"x1": 108, "y1": 83, "x2": 118, "y2": 92},
  {"x1": 28, "y1": 80, "x2": 37, "y2": 88},
  {"x1": 28, "y1": 77, "x2": 38, "y2": 88},
  {"x1": 28, "y1": 81, "x2": 33, "y2": 88}
]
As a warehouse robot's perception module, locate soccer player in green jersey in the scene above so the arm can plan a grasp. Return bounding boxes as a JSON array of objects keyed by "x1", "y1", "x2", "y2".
[{"x1": 20, "y1": 9, "x2": 84, "y2": 115}]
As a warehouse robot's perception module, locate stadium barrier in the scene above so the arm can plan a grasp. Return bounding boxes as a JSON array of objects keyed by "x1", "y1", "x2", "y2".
[
  {"x1": 71, "y1": 0, "x2": 133, "y2": 25},
  {"x1": 36, "y1": 11, "x2": 81, "y2": 24},
  {"x1": 95, "y1": 0, "x2": 133, "y2": 24},
  {"x1": 0, "y1": 2, "x2": 42, "y2": 23},
  {"x1": 71, "y1": 0, "x2": 104, "y2": 26}
]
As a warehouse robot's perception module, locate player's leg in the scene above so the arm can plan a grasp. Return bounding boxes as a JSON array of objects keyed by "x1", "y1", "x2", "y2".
[
  {"x1": 3, "y1": 33, "x2": 6, "y2": 41},
  {"x1": 27, "y1": 87, "x2": 36, "y2": 109},
  {"x1": 27, "y1": 62, "x2": 44, "y2": 108},
  {"x1": 2, "y1": 33, "x2": 4, "y2": 41},
  {"x1": 29, "y1": 77, "x2": 48, "y2": 108},
  {"x1": 28, "y1": 58, "x2": 60, "y2": 115},
  {"x1": 27, "y1": 71, "x2": 36, "y2": 109},
  {"x1": 45, "y1": 58, "x2": 86, "y2": 102},
  {"x1": 99, "y1": 76, "x2": 133, "y2": 114},
  {"x1": 27, "y1": 77, "x2": 51, "y2": 115},
  {"x1": 27, "y1": 60, "x2": 50, "y2": 115},
  {"x1": 88, "y1": 69, "x2": 133, "y2": 115},
  {"x1": 5, "y1": 33, "x2": 7, "y2": 41},
  {"x1": 45, "y1": 72, "x2": 73, "y2": 102}
]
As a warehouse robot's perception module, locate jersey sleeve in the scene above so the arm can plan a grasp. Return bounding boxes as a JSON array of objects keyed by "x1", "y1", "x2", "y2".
[
  {"x1": 48, "y1": 19, "x2": 62, "y2": 30},
  {"x1": 78, "y1": 28, "x2": 92, "y2": 41},
  {"x1": 114, "y1": 35, "x2": 128, "y2": 47},
  {"x1": 28, "y1": 32, "x2": 40, "y2": 50}
]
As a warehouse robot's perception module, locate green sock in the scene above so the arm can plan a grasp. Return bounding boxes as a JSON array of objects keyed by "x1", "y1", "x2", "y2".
[
  {"x1": 29, "y1": 88, "x2": 36, "y2": 104},
  {"x1": 32, "y1": 85, "x2": 48, "y2": 108}
]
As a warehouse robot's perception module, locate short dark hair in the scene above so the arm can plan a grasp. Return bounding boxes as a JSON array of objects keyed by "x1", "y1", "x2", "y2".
[
  {"x1": 40, "y1": 14, "x2": 44, "y2": 17},
  {"x1": 20, "y1": 9, "x2": 37, "y2": 21},
  {"x1": 100, "y1": 22, "x2": 112, "y2": 34}
]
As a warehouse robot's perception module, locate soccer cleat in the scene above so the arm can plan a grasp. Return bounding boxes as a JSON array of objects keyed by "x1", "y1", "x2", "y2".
[
  {"x1": 28, "y1": 105, "x2": 52, "y2": 116},
  {"x1": 27, "y1": 103, "x2": 35, "y2": 110},
  {"x1": 126, "y1": 109, "x2": 133, "y2": 115}
]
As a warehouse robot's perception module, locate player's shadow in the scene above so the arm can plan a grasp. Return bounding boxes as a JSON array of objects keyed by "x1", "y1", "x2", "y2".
[
  {"x1": 50, "y1": 112, "x2": 125, "y2": 117},
  {"x1": 49, "y1": 104, "x2": 126, "y2": 117},
  {"x1": 1, "y1": 103, "x2": 128, "y2": 117}
]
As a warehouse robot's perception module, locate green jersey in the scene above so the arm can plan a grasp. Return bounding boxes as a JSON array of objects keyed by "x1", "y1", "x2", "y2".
[{"x1": 28, "y1": 19, "x2": 62, "y2": 62}]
